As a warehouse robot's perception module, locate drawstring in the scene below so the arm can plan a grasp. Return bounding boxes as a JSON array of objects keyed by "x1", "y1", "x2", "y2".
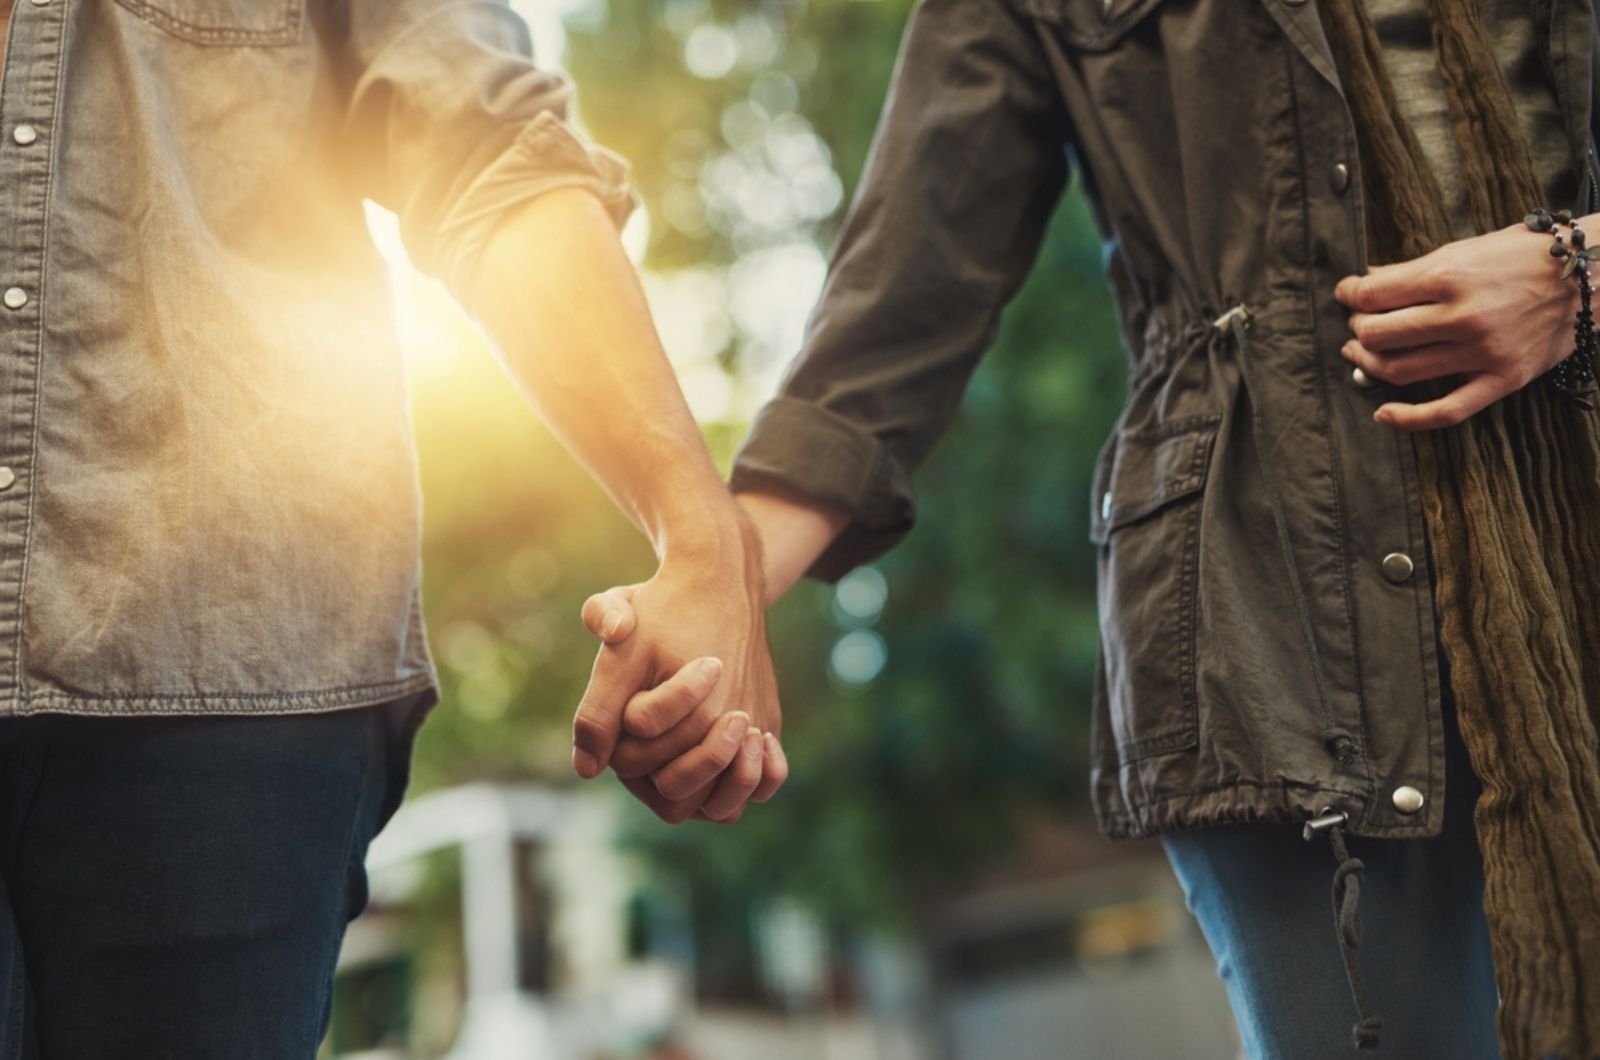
[{"x1": 1305, "y1": 809, "x2": 1384, "y2": 1049}]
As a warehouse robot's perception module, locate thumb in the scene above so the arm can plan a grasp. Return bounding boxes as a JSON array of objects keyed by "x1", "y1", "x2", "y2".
[{"x1": 579, "y1": 585, "x2": 641, "y2": 645}]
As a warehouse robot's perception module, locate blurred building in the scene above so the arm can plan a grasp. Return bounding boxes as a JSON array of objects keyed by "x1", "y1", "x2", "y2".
[{"x1": 323, "y1": 784, "x2": 1238, "y2": 1060}]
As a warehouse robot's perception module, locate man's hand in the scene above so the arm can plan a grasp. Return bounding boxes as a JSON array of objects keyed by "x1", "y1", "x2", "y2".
[
  {"x1": 571, "y1": 509, "x2": 787, "y2": 824},
  {"x1": 1334, "y1": 218, "x2": 1590, "y2": 430}
]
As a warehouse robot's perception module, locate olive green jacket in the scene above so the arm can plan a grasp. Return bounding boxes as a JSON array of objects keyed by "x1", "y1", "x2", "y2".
[{"x1": 729, "y1": 0, "x2": 1600, "y2": 840}]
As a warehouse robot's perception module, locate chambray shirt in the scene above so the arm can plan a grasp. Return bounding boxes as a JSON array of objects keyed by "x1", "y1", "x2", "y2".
[{"x1": 0, "y1": 0, "x2": 630, "y2": 715}]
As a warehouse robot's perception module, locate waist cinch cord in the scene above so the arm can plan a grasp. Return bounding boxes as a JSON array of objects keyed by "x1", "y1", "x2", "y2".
[
  {"x1": 1212, "y1": 303, "x2": 1384, "y2": 1051},
  {"x1": 1305, "y1": 808, "x2": 1383, "y2": 1050}
]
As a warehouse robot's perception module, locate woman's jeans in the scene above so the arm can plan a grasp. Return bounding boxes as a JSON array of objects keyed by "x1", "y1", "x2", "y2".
[
  {"x1": 0, "y1": 693, "x2": 428, "y2": 1059},
  {"x1": 1163, "y1": 680, "x2": 1501, "y2": 1058}
]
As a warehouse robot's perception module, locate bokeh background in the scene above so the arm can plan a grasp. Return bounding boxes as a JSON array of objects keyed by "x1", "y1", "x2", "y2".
[{"x1": 323, "y1": 0, "x2": 1240, "y2": 1056}]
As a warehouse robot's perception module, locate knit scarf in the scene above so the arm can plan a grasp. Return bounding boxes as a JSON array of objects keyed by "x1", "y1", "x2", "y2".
[{"x1": 1318, "y1": 2, "x2": 1600, "y2": 1057}]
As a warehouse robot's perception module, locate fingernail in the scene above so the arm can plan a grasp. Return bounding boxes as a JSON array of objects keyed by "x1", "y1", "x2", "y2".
[
  {"x1": 573, "y1": 750, "x2": 599, "y2": 778},
  {"x1": 724, "y1": 712, "x2": 750, "y2": 743},
  {"x1": 697, "y1": 657, "x2": 724, "y2": 682},
  {"x1": 743, "y1": 731, "x2": 763, "y2": 757},
  {"x1": 601, "y1": 611, "x2": 622, "y2": 638},
  {"x1": 764, "y1": 732, "x2": 782, "y2": 757}
]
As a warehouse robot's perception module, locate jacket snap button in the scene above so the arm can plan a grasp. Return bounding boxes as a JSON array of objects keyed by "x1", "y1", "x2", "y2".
[
  {"x1": 1392, "y1": 786, "x2": 1425, "y2": 814},
  {"x1": 1331, "y1": 162, "x2": 1351, "y2": 193},
  {"x1": 1351, "y1": 365, "x2": 1379, "y2": 389},
  {"x1": 1100, "y1": 490, "x2": 1112, "y2": 521},
  {"x1": 1380, "y1": 551, "x2": 1414, "y2": 582}
]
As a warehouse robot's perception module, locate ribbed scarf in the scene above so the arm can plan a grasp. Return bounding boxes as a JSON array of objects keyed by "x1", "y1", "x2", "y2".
[{"x1": 1318, "y1": 2, "x2": 1600, "y2": 1056}]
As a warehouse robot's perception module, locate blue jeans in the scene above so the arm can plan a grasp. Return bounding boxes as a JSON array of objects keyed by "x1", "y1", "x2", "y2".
[
  {"x1": 1163, "y1": 686, "x2": 1501, "y2": 1059},
  {"x1": 0, "y1": 693, "x2": 430, "y2": 1059}
]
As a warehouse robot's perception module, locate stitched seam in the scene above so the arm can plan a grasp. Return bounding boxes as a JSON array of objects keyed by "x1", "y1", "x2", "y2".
[
  {"x1": 13, "y1": 674, "x2": 438, "y2": 717},
  {"x1": 1120, "y1": 412, "x2": 1222, "y2": 441},
  {"x1": 1286, "y1": 36, "x2": 1376, "y2": 793},
  {"x1": 14, "y1": 9, "x2": 70, "y2": 707},
  {"x1": 1111, "y1": 777, "x2": 1370, "y2": 806},
  {"x1": 112, "y1": 0, "x2": 301, "y2": 46}
]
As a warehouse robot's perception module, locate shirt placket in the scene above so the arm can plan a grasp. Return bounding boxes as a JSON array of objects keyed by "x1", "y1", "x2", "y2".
[{"x1": 0, "y1": 0, "x2": 65, "y2": 708}]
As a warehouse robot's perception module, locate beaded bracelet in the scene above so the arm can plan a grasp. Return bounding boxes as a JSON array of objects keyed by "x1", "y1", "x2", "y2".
[{"x1": 1523, "y1": 206, "x2": 1598, "y2": 410}]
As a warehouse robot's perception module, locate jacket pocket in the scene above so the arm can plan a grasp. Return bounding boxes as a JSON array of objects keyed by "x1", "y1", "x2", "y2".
[
  {"x1": 1089, "y1": 413, "x2": 1219, "y2": 762},
  {"x1": 114, "y1": 0, "x2": 303, "y2": 46},
  {"x1": 1013, "y1": 0, "x2": 1166, "y2": 50}
]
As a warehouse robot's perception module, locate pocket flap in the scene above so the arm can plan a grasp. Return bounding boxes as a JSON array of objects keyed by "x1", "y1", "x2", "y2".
[{"x1": 1089, "y1": 415, "x2": 1220, "y2": 545}]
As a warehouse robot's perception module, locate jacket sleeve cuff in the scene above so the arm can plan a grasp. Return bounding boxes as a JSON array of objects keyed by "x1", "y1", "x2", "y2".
[
  {"x1": 729, "y1": 397, "x2": 916, "y2": 584},
  {"x1": 430, "y1": 111, "x2": 639, "y2": 296}
]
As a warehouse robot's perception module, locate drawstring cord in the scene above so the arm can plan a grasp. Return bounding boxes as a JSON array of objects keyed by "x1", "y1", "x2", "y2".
[{"x1": 1305, "y1": 809, "x2": 1384, "y2": 1049}]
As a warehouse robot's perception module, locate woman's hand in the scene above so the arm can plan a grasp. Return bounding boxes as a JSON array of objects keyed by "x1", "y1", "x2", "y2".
[{"x1": 1334, "y1": 219, "x2": 1585, "y2": 430}]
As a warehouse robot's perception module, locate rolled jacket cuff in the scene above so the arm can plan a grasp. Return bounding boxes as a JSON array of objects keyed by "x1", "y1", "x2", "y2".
[
  {"x1": 729, "y1": 397, "x2": 916, "y2": 583},
  {"x1": 430, "y1": 110, "x2": 638, "y2": 296}
]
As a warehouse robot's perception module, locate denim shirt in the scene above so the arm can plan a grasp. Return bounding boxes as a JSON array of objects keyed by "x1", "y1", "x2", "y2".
[
  {"x1": 0, "y1": 0, "x2": 631, "y2": 715},
  {"x1": 729, "y1": 0, "x2": 1600, "y2": 840}
]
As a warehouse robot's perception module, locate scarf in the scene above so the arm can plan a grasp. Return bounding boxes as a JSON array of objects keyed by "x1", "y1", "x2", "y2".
[{"x1": 1318, "y1": 2, "x2": 1600, "y2": 1056}]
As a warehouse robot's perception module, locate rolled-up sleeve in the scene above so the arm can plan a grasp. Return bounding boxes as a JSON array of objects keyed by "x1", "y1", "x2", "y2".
[
  {"x1": 729, "y1": 0, "x2": 1072, "y2": 582},
  {"x1": 333, "y1": 0, "x2": 636, "y2": 295}
]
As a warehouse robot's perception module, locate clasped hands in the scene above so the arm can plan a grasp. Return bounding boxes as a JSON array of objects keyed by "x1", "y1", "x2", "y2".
[{"x1": 568, "y1": 507, "x2": 788, "y2": 824}]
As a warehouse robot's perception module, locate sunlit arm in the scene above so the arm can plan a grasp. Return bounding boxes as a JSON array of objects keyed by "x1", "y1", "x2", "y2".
[
  {"x1": 457, "y1": 186, "x2": 737, "y2": 561},
  {"x1": 457, "y1": 186, "x2": 781, "y2": 819}
]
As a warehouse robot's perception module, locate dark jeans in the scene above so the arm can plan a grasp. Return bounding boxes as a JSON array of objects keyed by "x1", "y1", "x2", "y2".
[
  {"x1": 0, "y1": 692, "x2": 431, "y2": 1059},
  {"x1": 1162, "y1": 678, "x2": 1500, "y2": 1058}
]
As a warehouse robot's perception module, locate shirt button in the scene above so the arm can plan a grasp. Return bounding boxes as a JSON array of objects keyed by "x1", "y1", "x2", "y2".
[
  {"x1": 11, "y1": 125, "x2": 36, "y2": 147},
  {"x1": 0, "y1": 468, "x2": 15, "y2": 491},
  {"x1": 1381, "y1": 551, "x2": 1414, "y2": 582},
  {"x1": 1331, "y1": 162, "x2": 1351, "y2": 193},
  {"x1": 3, "y1": 288, "x2": 28, "y2": 311},
  {"x1": 1392, "y1": 785, "x2": 1425, "y2": 814},
  {"x1": 1351, "y1": 365, "x2": 1379, "y2": 389}
]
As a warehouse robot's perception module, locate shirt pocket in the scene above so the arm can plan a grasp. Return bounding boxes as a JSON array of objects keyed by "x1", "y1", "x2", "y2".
[
  {"x1": 114, "y1": 0, "x2": 304, "y2": 46},
  {"x1": 1088, "y1": 413, "x2": 1219, "y2": 762},
  {"x1": 1013, "y1": 0, "x2": 1167, "y2": 49}
]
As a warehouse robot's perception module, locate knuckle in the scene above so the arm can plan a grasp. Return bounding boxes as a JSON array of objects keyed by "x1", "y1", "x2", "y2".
[
  {"x1": 571, "y1": 711, "x2": 610, "y2": 750},
  {"x1": 1452, "y1": 303, "x2": 1489, "y2": 336},
  {"x1": 1426, "y1": 260, "x2": 1463, "y2": 295},
  {"x1": 611, "y1": 747, "x2": 651, "y2": 780},
  {"x1": 625, "y1": 701, "x2": 670, "y2": 739},
  {"x1": 655, "y1": 771, "x2": 698, "y2": 802}
]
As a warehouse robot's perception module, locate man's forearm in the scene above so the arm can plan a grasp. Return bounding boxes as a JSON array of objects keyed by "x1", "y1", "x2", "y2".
[
  {"x1": 460, "y1": 187, "x2": 736, "y2": 559},
  {"x1": 734, "y1": 488, "x2": 849, "y2": 604}
]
